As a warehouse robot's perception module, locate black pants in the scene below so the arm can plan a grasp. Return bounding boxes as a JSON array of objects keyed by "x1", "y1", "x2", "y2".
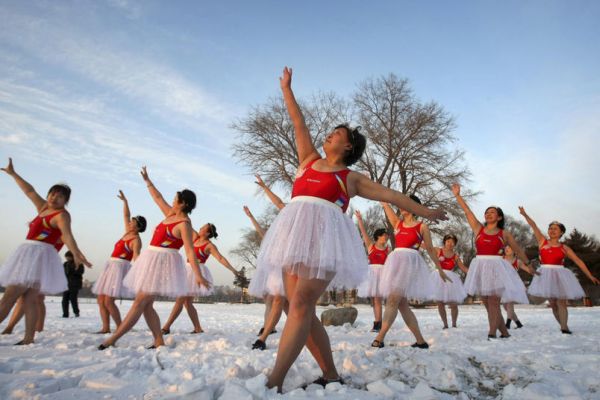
[{"x1": 62, "y1": 288, "x2": 80, "y2": 317}]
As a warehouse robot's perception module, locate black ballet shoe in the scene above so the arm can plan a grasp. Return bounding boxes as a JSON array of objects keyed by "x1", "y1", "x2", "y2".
[
  {"x1": 515, "y1": 320, "x2": 523, "y2": 329},
  {"x1": 505, "y1": 319, "x2": 512, "y2": 329},
  {"x1": 94, "y1": 330, "x2": 111, "y2": 334},
  {"x1": 452, "y1": 325, "x2": 457, "y2": 328},
  {"x1": 257, "y1": 327, "x2": 264, "y2": 336},
  {"x1": 371, "y1": 339, "x2": 384, "y2": 348},
  {"x1": 311, "y1": 376, "x2": 344, "y2": 388},
  {"x1": 189, "y1": 329, "x2": 204, "y2": 334},
  {"x1": 14, "y1": 340, "x2": 32, "y2": 346},
  {"x1": 442, "y1": 326, "x2": 449, "y2": 330},
  {"x1": 160, "y1": 328, "x2": 170, "y2": 335},
  {"x1": 487, "y1": 334, "x2": 497, "y2": 340},
  {"x1": 97, "y1": 343, "x2": 113, "y2": 350},
  {"x1": 1, "y1": 330, "x2": 13, "y2": 335},
  {"x1": 561, "y1": 329, "x2": 573, "y2": 335},
  {"x1": 500, "y1": 334, "x2": 511, "y2": 339},
  {"x1": 146, "y1": 344, "x2": 157, "y2": 349},
  {"x1": 252, "y1": 339, "x2": 266, "y2": 350},
  {"x1": 411, "y1": 342, "x2": 429, "y2": 349},
  {"x1": 269, "y1": 329, "x2": 277, "y2": 335}
]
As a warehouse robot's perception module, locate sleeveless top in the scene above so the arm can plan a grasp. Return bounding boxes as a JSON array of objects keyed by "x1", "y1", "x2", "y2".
[
  {"x1": 505, "y1": 257, "x2": 519, "y2": 270},
  {"x1": 539, "y1": 240, "x2": 566, "y2": 265},
  {"x1": 394, "y1": 221, "x2": 423, "y2": 249},
  {"x1": 149, "y1": 220, "x2": 185, "y2": 249},
  {"x1": 438, "y1": 249, "x2": 457, "y2": 271},
  {"x1": 475, "y1": 228, "x2": 505, "y2": 256},
  {"x1": 194, "y1": 241, "x2": 211, "y2": 264},
  {"x1": 368, "y1": 245, "x2": 389, "y2": 265},
  {"x1": 291, "y1": 159, "x2": 351, "y2": 212},
  {"x1": 111, "y1": 238, "x2": 136, "y2": 261},
  {"x1": 26, "y1": 210, "x2": 63, "y2": 245}
]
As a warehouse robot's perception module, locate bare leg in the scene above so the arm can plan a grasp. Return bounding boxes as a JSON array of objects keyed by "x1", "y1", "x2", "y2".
[
  {"x1": 437, "y1": 302, "x2": 448, "y2": 328},
  {"x1": 504, "y1": 303, "x2": 518, "y2": 321},
  {"x1": 549, "y1": 299, "x2": 560, "y2": 324},
  {"x1": 36, "y1": 295, "x2": 45, "y2": 332},
  {"x1": 142, "y1": 301, "x2": 165, "y2": 347},
  {"x1": 449, "y1": 303, "x2": 458, "y2": 328},
  {"x1": 2, "y1": 296, "x2": 25, "y2": 334},
  {"x1": 161, "y1": 298, "x2": 185, "y2": 332},
  {"x1": 0, "y1": 286, "x2": 27, "y2": 324},
  {"x1": 557, "y1": 299, "x2": 569, "y2": 331},
  {"x1": 102, "y1": 293, "x2": 154, "y2": 347},
  {"x1": 374, "y1": 295, "x2": 401, "y2": 343},
  {"x1": 373, "y1": 297, "x2": 382, "y2": 322},
  {"x1": 263, "y1": 295, "x2": 273, "y2": 326},
  {"x1": 183, "y1": 297, "x2": 203, "y2": 332},
  {"x1": 487, "y1": 296, "x2": 509, "y2": 336},
  {"x1": 97, "y1": 295, "x2": 111, "y2": 332},
  {"x1": 398, "y1": 297, "x2": 426, "y2": 344},
  {"x1": 21, "y1": 288, "x2": 40, "y2": 344},
  {"x1": 105, "y1": 296, "x2": 122, "y2": 329},
  {"x1": 258, "y1": 295, "x2": 284, "y2": 343}
]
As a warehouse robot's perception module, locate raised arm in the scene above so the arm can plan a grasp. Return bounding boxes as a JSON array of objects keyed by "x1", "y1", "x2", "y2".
[
  {"x1": 518, "y1": 206, "x2": 546, "y2": 246},
  {"x1": 451, "y1": 183, "x2": 482, "y2": 233},
  {"x1": 421, "y1": 224, "x2": 451, "y2": 282},
  {"x1": 207, "y1": 243, "x2": 239, "y2": 276},
  {"x1": 255, "y1": 174, "x2": 285, "y2": 210},
  {"x1": 243, "y1": 206, "x2": 266, "y2": 239},
  {"x1": 280, "y1": 67, "x2": 320, "y2": 165},
  {"x1": 1, "y1": 158, "x2": 46, "y2": 212},
  {"x1": 54, "y1": 212, "x2": 92, "y2": 268},
  {"x1": 117, "y1": 190, "x2": 132, "y2": 232},
  {"x1": 179, "y1": 221, "x2": 211, "y2": 289},
  {"x1": 354, "y1": 210, "x2": 373, "y2": 251},
  {"x1": 380, "y1": 202, "x2": 400, "y2": 228},
  {"x1": 564, "y1": 245, "x2": 600, "y2": 285},
  {"x1": 140, "y1": 166, "x2": 171, "y2": 217}
]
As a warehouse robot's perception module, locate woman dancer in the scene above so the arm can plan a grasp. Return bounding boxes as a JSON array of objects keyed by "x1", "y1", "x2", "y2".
[
  {"x1": 372, "y1": 201, "x2": 450, "y2": 349},
  {"x1": 255, "y1": 67, "x2": 446, "y2": 392},
  {"x1": 161, "y1": 223, "x2": 239, "y2": 334},
  {"x1": 92, "y1": 191, "x2": 145, "y2": 334},
  {"x1": 452, "y1": 183, "x2": 532, "y2": 338},
  {"x1": 0, "y1": 158, "x2": 91, "y2": 345},
  {"x1": 520, "y1": 207, "x2": 600, "y2": 333},
  {"x1": 502, "y1": 244, "x2": 531, "y2": 329},
  {"x1": 431, "y1": 234, "x2": 469, "y2": 329},
  {"x1": 355, "y1": 210, "x2": 389, "y2": 333},
  {"x1": 99, "y1": 167, "x2": 210, "y2": 349}
]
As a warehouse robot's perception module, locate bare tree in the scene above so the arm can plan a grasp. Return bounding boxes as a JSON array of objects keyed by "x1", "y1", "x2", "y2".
[{"x1": 230, "y1": 206, "x2": 279, "y2": 270}]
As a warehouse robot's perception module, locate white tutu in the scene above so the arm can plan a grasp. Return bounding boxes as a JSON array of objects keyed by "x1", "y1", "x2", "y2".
[
  {"x1": 380, "y1": 248, "x2": 434, "y2": 301},
  {"x1": 357, "y1": 264, "x2": 384, "y2": 298},
  {"x1": 464, "y1": 256, "x2": 529, "y2": 304},
  {"x1": 0, "y1": 240, "x2": 67, "y2": 295},
  {"x1": 248, "y1": 263, "x2": 285, "y2": 297},
  {"x1": 430, "y1": 269, "x2": 467, "y2": 303},
  {"x1": 122, "y1": 246, "x2": 188, "y2": 298},
  {"x1": 185, "y1": 263, "x2": 214, "y2": 297},
  {"x1": 251, "y1": 196, "x2": 368, "y2": 297},
  {"x1": 528, "y1": 265, "x2": 585, "y2": 300},
  {"x1": 92, "y1": 258, "x2": 134, "y2": 298}
]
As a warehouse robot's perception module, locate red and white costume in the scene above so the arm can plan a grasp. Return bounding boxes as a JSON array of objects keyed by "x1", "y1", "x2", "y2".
[
  {"x1": 380, "y1": 221, "x2": 433, "y2": 301},
  {"x1": 249, "y1": 159, "x2": 368, "y2": 297},
  {"x1": 430, "y1": 249, "x2": 468, "y2": 303},
  {"x1": 0, "y1": 211, "x2": 67, "y2": 294},
  {"x1": 122, "y1": 220, "x2": 188, "y2": 298},
  {"x1": 528, "y1": 241, "x2": 584, "y2": 299},
  {"x1": 184, "y1": 241, "x2": 215, "y2": 297},
  {"x1": 92, "y1": 238, "x2": 137, "y2": 298},
  {"x1": 464, "y1": 229, "x2": 529, "y2": 303},
  {"x1": 358, "y1": 245, "x2": 389, "y2": 298}
]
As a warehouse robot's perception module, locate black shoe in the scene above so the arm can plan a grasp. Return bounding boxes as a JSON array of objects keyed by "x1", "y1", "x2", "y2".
[
  {"x1": 371, "y1": 339, "x2": 384, "y2": 348},
  {"x1": 311, "y1": 376, "x2": 344, "y2": 388},
  {"x1": 14, "y1": 340, "x2": 31, "y2": 346},
  {"x1": 189, "y1": 329, "x2": 204, "y2": 334},
  {"x1": 442, "y1": 326, "x2": 449, "y2": 330},
  {"x1": 94, "y1": 330, "x2": 111, "y2": 334},
  {"x1": 515, "y1": 320, "x2": 523, "y2": 329},
  {"x1": 75, "y1": 313, "x2": 80, "y2": 318},
  {"x1": 500, "y1": 334, "x2": 511, "y2": 339},
  {"x1": 97, "y1": 343, "x2": 113, "y2": 350},
  {"x1": 411, "y1": 342, "x2": 429, "y2": 349},
  {"x1": 161, "y1": 328, "x2": 170, "y2": 335},
  {"x1": 146, "y1": 344, "x2": 157, "y2": 349},
  {"x1": 370, "y1": 321, "x2": 382, "y2": 332},
  {"x1": 62, "y1": 315, "x2": 68, "y2": 318},
  {"x1": 488, "y1": 334, "x2": 497, "y2": 340},
  {"x1": 252, "y1": 339, "x2": 266, "y2": 350},
  {"x1": 505, "y1": 319, "x2": 512, "y2": 329},
  {"x1": 561, "y1": 329, "x2": 573, "y2": 335}
]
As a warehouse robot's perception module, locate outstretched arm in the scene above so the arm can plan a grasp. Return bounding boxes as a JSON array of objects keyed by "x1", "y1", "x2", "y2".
[
  {"x1": 280, "y1": 67, "x2": 320, "y2": 166},
  {"x1": 243, "y1": 206, "x2": 266, "y2": 239},
  {"x1": 354, "y1": 210, "x2": 374, "y2": 251},
  {"x1": 179, "y1": 221, "x2": 211, "y2": 289},
  {"x1": 1, "y1": 158, "x2": 46, "y2": 212},
  {"x1": 380, "y1": 202, "x2": 400, "y2": 228},
  {"x1": 452, "y1": 183, "x2": 482, "y2": 233},
  {"x1": 255, "y1": 174, "x2": 285, "y2": 210},
  {"x1": 564, "y1": 245, "x2": 600, "y2": 284},
  {"x1": 140, "y1": 166, "x2": 171, "y2": 217},
  {"x1": 207, "y1": 243, "x2": 239, "y2": 276},
  {"x1": 54, "y1": 212, "x2": 92, "y2": 268},
  {"x1": 503, "y1": 231, "x2": 537, "y2": 275},
  {"x1": 515, "y1": 259, "x2": 536, "y2": 276},
  {"x1": 456, "y1": 256, "x2": 469, "y2": 274},
  {"x1": 117, "y1": 190, "x2": 132, "y2": 232},
  {"x1": 422, "y1": 225, "x2": 451, "y2": 282},
  {"x1": 518, "y1": 206, "x2": 546, "y2": 246}
]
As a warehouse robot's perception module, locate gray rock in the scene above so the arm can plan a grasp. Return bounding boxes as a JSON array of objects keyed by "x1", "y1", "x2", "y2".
[{"x1": 320, "y1": 306, "x2": 358, "y2": 327}]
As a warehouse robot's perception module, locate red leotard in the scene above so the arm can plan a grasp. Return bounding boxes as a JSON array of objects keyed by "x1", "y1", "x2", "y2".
[
  {"x1": 194, "y1": 242, "x2": 211, "y2": 264},
  {"x1": 26, "y1": 211, "x2": 63, "y2": 245},
  {"x1": 111, "y1": 238, "x2": 135, "y2": 261},
  {"x1": 475, "y1": 229, "x2": 505, "y2": 256},
  {"x1": 149, "y1": 220, "x2": 185, "y2": 249},
  {"x1": 505, "y1": 257, "x2": 519, "y2": 270},
  {"x1": 539, "y1": 240, "x2": 566, "y2": 265},
  {"x1": 54, "y1": 241, "x2": 64, "y2": 252},
  {"x1": 291, "y1": 159, "x2": 351, "y2": 212},
  {"x1": 438, "y1": 249, "x2": 457, "y2": 271},
  {"x1": 368, "y1": 246, "x2": 388, "y2": 265},
  {"x1": 394, "y1": 221, "x2": 423, "y2": 249}
]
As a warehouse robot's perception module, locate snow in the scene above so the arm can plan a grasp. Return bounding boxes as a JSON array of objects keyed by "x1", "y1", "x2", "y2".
[{"x1": 1, "y1": 298, "x2": 599, "y2": 399}]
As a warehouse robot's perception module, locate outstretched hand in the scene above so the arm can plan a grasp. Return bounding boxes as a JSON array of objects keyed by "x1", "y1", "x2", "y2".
[
  {"x1": 451, "y1": 183, "x2": 461, "y2": 196},
  {"x1": 197, "y1": 275, "x2": 212, "y2": 290},
  {"x1": 140, "y1": 166, "x2": 150, "y2": 182},
  {"x1": 254, "y1": 174, "x2": 267, "y2": 188},
  {"x1": 589, "y1": 276, "x2": 600, "y2": 285},
  {"x1": 428, "y1": 208, "x2": 448, "y2": 223},
  {"x1": 518, "y1": 206, "x2": 527, "y2": 217},
  {"x1": 279, "y1": 66, "x2": 292, "y2": 90},
  {"x1": 1, "y1": 158, "x2": 15, "y2": 175},
  {"x1": 440, "y1": 270, "x2": 453, "y2": 283},
  {"x1": 117, "y1": 190, "x2": 127, "y2": 202},
  {"x1": 243, "y1": 205, "x2": 253, "y2": 218},
  {"x1": 75, "y1": 252, "x2": 93, "y2": 269},
  {"x1": 354, "y1": 210, "x2": 362, "y2": 219}
]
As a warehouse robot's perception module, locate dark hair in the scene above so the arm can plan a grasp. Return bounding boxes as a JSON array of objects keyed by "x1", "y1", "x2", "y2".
[
  {"x1": 177, "y1": 189, "x2": 197, "y2": 214},
  {"x1": 65, "y1": 250, "x2": 73, "y2": 258},
  {"x1": 484, "y1": 206, "x2": 505, "y2": 229},
  {"x1": 443, "y1": 234, "x2": 458, "y2": 245},
  {"x1": 133, "y1": 216, "x2": 147, "y2": 232},
  {"x1": 549, "y1": 221, "x2": 566, "y2": 236},
  {"x1": 409, "y1": 194, "x2": 422, "y2": 205},
  {"x1": 207, "y1": 223, "x2": 218, "y2": 239},
  {"x1": 336, "y1": 124, "x2": 366, "y2": 167},
  {"x1": 47, "y1": 184, "x2": 71, "y2": 204},
  {"x1": 373, "y1": 228, "x2": 387, "y2": 241}
]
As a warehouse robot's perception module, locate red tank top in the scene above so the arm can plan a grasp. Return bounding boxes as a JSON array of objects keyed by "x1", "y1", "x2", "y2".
[
  {"x1": 111, "y1": 238, "x2": 135, "y2": 261},
  {"x1": 368, "y1": 246, "x2": 388, "y2": 265},
  {"x1": 438, "y1": 249, "x2": 457, "y2": 271},
  {"x1": 26, "y1": 211, "x2": 63, "y2": 244},
  {"x1": 149, "y1": 220, "x2": 185, "y2": 249},
  {"x1": 394, "y1": 221, "x2": 423, "y2": 249},
  {"x1": 505, "y1": 257, "x2": 519, "y2": 270},
  {"x1": 54, "y1": 241, "x2": 64, "y2": 252},
  {"x1": 291, "y1": 159, "x2": 351, "y2": 212},
  {"x1": 475, "y1": 229, "x2": 505, "y2": 256},
  {"x1": 194, "y1": 242, "x2": 211, "y2": 264},
  {"x1": 539, "y1": 240, "x2": 565, "y2": 265}
]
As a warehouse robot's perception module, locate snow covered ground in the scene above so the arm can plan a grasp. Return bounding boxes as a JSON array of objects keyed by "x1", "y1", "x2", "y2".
[{"x1": 0, "y1": 298, "x2": 599, "y2": 399}]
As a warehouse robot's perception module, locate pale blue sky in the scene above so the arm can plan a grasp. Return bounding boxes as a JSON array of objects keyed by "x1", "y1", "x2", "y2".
[{"x1": 1, "y1": 0, "x2": 599, "y2": 285}]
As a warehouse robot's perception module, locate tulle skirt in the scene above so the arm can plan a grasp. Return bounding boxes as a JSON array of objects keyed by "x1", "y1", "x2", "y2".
[
  {"x1": 0, "y1": 240, "x2": 67, "y2": 295},
  {"x1": 430, "y1": 269, "x2": 467, "y2": 303},
  {"x1": 357, "y1": 264, "x2": 384, "y2": 298},
  {"x1": 92, "y1": 258, "x2": 134, "y2": 298},
  {"x1": 250, "y1": 196, "x2": 368, "y2": 297},
  {"x1": 528, "y1": 265, "x2": 585, "y2": 300},
  {"x1": 380, "y1": 248, "x2": 434, "y2": 301},
  {"x1": 122, "y1": 246, "x2": 188, "y2": 298},
  {"x1": 464, "y1": 256, "x2": 529, "y2": 304},
  {"x1": 185, "y1": 263, "x2": 214, "y2": 297}
]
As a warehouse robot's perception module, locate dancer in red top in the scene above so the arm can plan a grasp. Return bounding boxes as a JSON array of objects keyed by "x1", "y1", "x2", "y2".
[
  {"x1": 520, "y1": 207, "x2": 599, "y2": 333},
  {"x1": 502, "y1": 245, "x2": 534, "y2": 329},
  {"x1": 92, "y1": 191, "x2": 146, "y2": 334},
  {"x1": 161, "y1": 223, "x2": 239, "y2": 334},
  {"x1": 0, "y1": 158, "x2": 91, "y2": 345},
  {"x1": 355, "y1": 210, "x2": 389, "y2": 332},
  {"x1": 431, "y1": 234, "x2": 469, "y2": 329},
  {"x1": 259, "y1": 65, "x2": 447, "y2": 394},
  {"x1": 372, "y1": 200, "x2": 450, "y2": 349},
  {"x1": 99, "y1": 167, "x2": 210, "y2": 350}
]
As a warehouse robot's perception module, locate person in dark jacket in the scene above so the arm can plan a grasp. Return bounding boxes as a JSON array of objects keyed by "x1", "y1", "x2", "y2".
[{"x1": 62, "y1": 251, "x2": 84, "y2": 317}]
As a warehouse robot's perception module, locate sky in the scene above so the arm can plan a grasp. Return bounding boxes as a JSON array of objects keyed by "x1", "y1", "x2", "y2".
[{"x1": 1, "y1": 0, "x2": 599, "y2": 286}]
